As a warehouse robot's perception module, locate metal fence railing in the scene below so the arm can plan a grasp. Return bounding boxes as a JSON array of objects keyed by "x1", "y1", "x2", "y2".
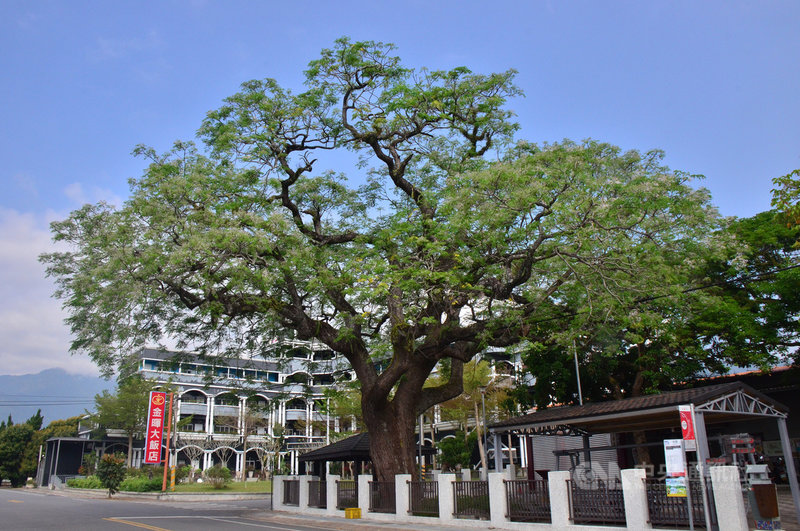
[
  {"x1": 282, "y1": 479, "x2": 299, "y2": 506},
  {"x1": 408, "y1": 480, "x2": 439, "y2": 517},
  {"x1": 308, "y1": 479, "x2": 326, "y2": 509},
  {"x1": 336, "y1": 479, "x2": 358, "y2": 509},
  {"x1": 453, "y1": 480, "x2": 490, "y2": 520},
  {"x1": 567, "y1": 479, "x2": 626, "y2": 525},
  {"x1": 505, "y1": 479, "x2": 551, "y2": 523},
  {"x1": 644, "y1": 478, "x2": 712, "y2": 528},
  {"x1": 368, "y1": 481, "x2": 396, "y2": 513}
]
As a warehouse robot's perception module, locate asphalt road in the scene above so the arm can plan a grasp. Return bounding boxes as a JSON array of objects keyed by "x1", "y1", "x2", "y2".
[
  {"x1": 0, "y1": 488, "x2": 312, "y2": 531},
  {"x1": 0, "y1": 488, "x2": 461, "y2": 531}
]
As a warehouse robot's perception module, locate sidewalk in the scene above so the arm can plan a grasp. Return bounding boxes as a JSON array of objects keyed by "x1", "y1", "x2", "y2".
[{"x1": 249, "y1": 511, "x2": 488, "y2": 531}]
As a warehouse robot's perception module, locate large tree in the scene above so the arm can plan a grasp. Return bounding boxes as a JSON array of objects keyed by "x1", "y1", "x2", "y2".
[{"x1": 42, "y1": 38, "x2": 721, "y2": 481}]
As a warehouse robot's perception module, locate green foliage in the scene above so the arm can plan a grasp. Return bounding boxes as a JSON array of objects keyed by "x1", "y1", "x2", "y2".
[
  {"x1": 772, "y1": 167, "x2": 800, "y2": 230},
  {"x1": 67, "y1": 475, "x2": 104, "y2": 489},
  {"x1": 0, "y1": 423, "x2": 35, "y2": 487},
  {"x1": 204, "y1": 465, "x2": 232, "y2": 489},
  {"x1": 437, "y1": 432, "x2": 474, "y2": 471},
  {"x1": 26, "y1": 410, "x2": 44, "y2": 431},
  {"x1": 96, "y1": 453, "x2": 127, "y2": 497},
  {"x1": 119, "y1": 476, "x2": 162, "y2": 492}
]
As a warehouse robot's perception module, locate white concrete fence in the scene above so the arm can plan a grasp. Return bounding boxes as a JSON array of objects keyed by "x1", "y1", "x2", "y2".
[{"x1": 273, "y1": 465, "x2": 750, "y2": 530}]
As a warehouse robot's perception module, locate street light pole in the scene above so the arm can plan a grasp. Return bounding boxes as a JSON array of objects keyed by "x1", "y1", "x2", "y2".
[{"x1": 480, "y1": 386, "x2": 488, "y2": 477}]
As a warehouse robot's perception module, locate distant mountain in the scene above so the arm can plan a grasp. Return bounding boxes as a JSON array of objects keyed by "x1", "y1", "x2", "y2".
[{"x1": 0, "y1": 368, "x2": 113, "y2": 426}]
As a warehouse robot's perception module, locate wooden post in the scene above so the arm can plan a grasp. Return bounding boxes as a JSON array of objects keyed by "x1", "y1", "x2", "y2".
[{"x1": 161, "y1": 393, "x2": 174, "y2": 491}]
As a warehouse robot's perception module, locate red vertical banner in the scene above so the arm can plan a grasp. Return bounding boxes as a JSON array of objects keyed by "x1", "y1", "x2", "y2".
[
  {"x1": 678, "y1": 404, "x2": 697, "y2": 451},
  {"x1": 144, "y1": 391, "x2": 167, "y2": 464}
]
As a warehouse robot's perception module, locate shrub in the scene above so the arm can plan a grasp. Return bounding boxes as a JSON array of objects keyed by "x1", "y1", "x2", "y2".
[
  {"x1": 96, "y1": 453, "x2": 127, "y2": 497},
  {"x1": 66, "y1": 475, "x2": 103, "y2": 489},
  {"x1": 125, "y1": 464, "x2": 161, "y2": 479},
  {"x1": 120, "y1": 476, "x2": 162, "y2": 492},
  {"x1": 204, "y1": 465, "x2": 232, "y2": 489},
  {"x1": 175, "y1": 465, "x2": 193, "y2": 483}
]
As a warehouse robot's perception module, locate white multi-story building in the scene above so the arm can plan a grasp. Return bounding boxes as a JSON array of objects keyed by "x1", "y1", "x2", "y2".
[{"x1": 136, "y1": 343, "x2": 354, "y2": 477}]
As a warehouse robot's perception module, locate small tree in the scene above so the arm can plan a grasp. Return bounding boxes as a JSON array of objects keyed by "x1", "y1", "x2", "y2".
[
  {"x1": 204, "y1": 464, "x2": 232, "y2": 489},
  {"x1": 92, "y1": 376, "x2": 154, "y2": 467},
  {"x1": 96, "y1": 453, "x2": 126, "y2": 497}
]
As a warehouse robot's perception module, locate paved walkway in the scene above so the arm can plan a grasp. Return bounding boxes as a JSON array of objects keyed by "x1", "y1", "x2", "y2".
[{"x1": 777, "y1": 488, "x2": 799, "y2": 531}]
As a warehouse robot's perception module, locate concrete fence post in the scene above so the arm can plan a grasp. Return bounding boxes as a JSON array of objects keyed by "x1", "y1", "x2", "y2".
[
  {"x1": 710, "y1": 466, "x2": 748, "y2": 531},
  {"x1": 621, "y1": 468, "x2": 651, "y2": 530},
  {"x1": 396, "y1": 474, "x2": 411, "y2": 515},
  {"x1": 326, "y1": 474, "x2": 339, "y2": 515},
  {"x1": 437, "y1": 473, "x2": 456, "y2": 524},
  {"x1": 358, "y1": 474, "x2": 372, "y2": 512},
  {"x1": 298, "y1": 475, "x2": 310, "y2": 510},
  {"x1": 273, "y1": 474, "x2": 285, "y2": 509},
  {"x1": 488, "y1": 471, "x2": 508, "y2": 526},
  {"x1": 461, "y1": 468, "x2": 471, "y2": 482},
  {"x1": 548, "y1": 470, "x2": 571, "y2": 529}
]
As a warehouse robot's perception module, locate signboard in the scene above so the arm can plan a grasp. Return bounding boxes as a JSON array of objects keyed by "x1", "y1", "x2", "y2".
[
  {"x1": 666, "y1": 477, "x2": 688, "y2": 497},
  {"x1": 678, "y1": 404, "x2": 697, "y2": 451},
  {"x1": 664, "y1": 439, "x2": 687, "y2": 477},
  {"x1": 144, "y1": 391, "x2": 167, "y2": 464}
]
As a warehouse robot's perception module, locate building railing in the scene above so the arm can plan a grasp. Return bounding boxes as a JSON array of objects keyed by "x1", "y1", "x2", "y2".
[
  {"x1": 368, "y1": 481, "x2": 396, "y2": 513},
  {"x1": 644, "y1": 478, "x2": 711, "y2": 528},
  {"x1": 336, "y1": 480, "x2": 358, "y2": 509},
  {"x1": 408, "y1": 480, "x2": 439, "y2": 517},
  {"x1": 505, "y1": 479, "x2": 551, "y2": 522},
  {"x1": 282, "y1": 479, "x2": 299, "y2": 506},
  {"x1": 308, "y1": 479, "x2": 326, "y2": 509},
  {"x1": 567, "y1": 479, "x2": 626, "y2": 525},
  {"x1": 453, "y1": 480, "x2": 490, "y2": 520}
]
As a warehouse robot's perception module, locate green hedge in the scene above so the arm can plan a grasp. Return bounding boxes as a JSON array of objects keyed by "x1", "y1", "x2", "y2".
[
  {"x1": 119, "y1": 476, "x2": 163, "y2": 492},
  {"x1": 66, "y1": 476, "x2": 104, "y2": 489}
]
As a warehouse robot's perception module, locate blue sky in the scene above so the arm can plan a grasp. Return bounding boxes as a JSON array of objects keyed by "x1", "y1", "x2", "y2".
[{"x1": 1, "y1": 1, "x2": 798, "y2": 376}]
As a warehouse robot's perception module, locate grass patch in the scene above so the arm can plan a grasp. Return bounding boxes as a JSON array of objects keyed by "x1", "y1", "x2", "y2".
[{"x1": 172, "y1": 480, "x2": 272, "y2": 493}]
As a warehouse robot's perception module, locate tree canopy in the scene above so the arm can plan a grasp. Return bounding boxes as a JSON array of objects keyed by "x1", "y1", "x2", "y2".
[{"x1": 42, "y1": 38, "x2": 724, "y2": 480}]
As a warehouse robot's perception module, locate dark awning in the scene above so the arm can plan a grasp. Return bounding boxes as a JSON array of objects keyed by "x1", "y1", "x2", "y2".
[{"x1": 298, "y1": 432, "x2": 436, "y2": 463}]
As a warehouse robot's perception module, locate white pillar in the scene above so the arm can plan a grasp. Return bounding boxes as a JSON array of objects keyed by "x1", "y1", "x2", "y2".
[
  {"x1": 548, "y1": 470, "x2": 571, "y2": 529},
  {"x1": 621, "y1": 468, "x2": 651, "y2": 530},
  {"x1": 326, "y1": 475, "x2": 340, "y2": 515},
  {"x1": 238, "y1": 397, "x2": 245, "y2": 435},
  {"x1": 207, "y1": 396, "x2": 215, "y2": 434},
  {"x1": 710, "y1": 466, "x2": 748, "y2": 531},
  {"x1": 273, "y1": 474, "x2": 285, "y2": 509},
  {"x1": 298, "y1": 475, "x2": 310, "y2": 510},
  {"x1": 437, "y1": 473, "x2": 456, "y2": 524},
  {"x1": 396, "y1": 474, "x2": 411, "y2": 516},
  {"x1": 488, "y1": 471, "x2": 508, "y2": 526},
  {"x1": 357, "y1": 473, "x2": 372, "y2": 511},
  {"x1": 461, "y1": 468, "x2": 471, "y2": 482}
]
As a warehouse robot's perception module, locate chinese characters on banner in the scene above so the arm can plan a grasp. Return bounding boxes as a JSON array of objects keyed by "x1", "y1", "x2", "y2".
[{"x1": 144, "y1": 391, "x2": 166, "y2": 464}]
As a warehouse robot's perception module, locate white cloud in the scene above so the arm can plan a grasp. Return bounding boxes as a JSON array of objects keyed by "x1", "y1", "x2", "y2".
[{"x1": 0, "y1": 208, "x2": 99, "y2": 376}]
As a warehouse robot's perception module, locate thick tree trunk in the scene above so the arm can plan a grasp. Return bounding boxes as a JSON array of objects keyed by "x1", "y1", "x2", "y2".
[{"x1": 362, "y1": 397, "x2": 419, "y2": 482}]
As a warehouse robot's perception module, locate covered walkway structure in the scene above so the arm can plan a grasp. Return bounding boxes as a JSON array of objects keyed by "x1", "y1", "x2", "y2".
[{"x1": 488, "y1": 381, "x2": 800, "y2": 524}]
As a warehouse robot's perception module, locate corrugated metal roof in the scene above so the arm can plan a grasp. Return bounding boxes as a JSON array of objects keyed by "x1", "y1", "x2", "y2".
[{"x1": 489, "y1": 381, "x2": 789, "y2": 435}]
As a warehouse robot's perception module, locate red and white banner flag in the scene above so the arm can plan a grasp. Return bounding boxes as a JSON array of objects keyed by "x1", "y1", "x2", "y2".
[{"x1": 144, "y1": 391, "x2": 166, "y2": 464}]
